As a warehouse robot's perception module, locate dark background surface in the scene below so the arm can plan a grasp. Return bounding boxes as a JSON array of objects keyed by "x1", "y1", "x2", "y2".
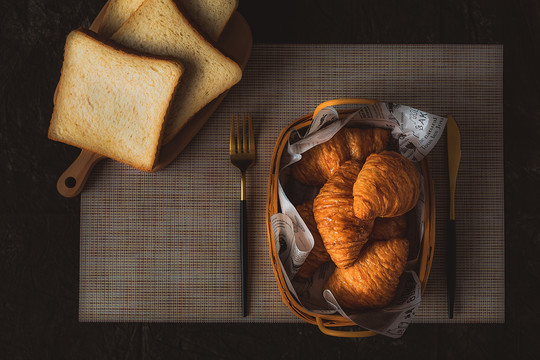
[{"x1": 1, "y1": 0, "x2": 539, "y2": 358}]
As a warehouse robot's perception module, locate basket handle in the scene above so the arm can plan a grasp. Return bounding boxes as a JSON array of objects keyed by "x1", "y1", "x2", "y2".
[
  {"x1": 316, "y1": 317, "x2": 376, "y2": 338},
  {"x1": 313, "y1": 98, "x2": 380, "y2": 118}
]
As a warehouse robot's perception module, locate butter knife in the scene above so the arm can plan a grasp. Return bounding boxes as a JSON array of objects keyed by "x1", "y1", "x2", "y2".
[{"x1": 446, "y1": 115, "x2": 461, "y2": 319}]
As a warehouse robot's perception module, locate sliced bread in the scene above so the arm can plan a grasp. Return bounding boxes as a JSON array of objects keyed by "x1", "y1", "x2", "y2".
[
  {"x1": 48, "y1": 29, "x2": 184, "y2": 171},
  {"x1": 98, "y1": 0, "x2": 146, "y2": 37},
  {"x1": 99, "y1": 0, "x2": 238, "y2": 41},
  {"x1": 179, "y1": 0, "x2": 239, "y2": 41},
  {"x1": 110, "y1": 0, "x2": 242, "y2": 143}
]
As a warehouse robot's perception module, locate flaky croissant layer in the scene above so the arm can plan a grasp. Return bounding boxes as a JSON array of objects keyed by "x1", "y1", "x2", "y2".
[
  {"x1": 291, "y1": 127, "x2": 391, "y2": 187},
  {"x1": 325, "y1": 237, "x2": 409, "y2": 310},
  {"x1": 313, "y1": 160, "x2": 374, "y2": 269},
  {"x1": 371, "y1": 215, "x2": 407, "y2": 241},
  {"x1": 353, "y1": 150, "x2": 421, "y2": 220}
]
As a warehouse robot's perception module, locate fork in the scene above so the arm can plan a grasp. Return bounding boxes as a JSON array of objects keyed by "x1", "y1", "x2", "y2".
[{"x1": 229, "y1": 113, "x2": 256, "y2": 317}]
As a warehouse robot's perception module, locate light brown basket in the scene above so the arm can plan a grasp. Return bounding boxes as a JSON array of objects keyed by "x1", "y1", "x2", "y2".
[{"x1": 265, "y1": 98, "x2": 436, "y2": 337}]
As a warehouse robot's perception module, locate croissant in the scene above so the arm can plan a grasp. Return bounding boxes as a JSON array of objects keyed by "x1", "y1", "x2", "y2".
[
  {"x1": 313, "y1": 160, "x2": 374, "y2": 268},
  {"x1": 293, "y1": 201, "x2": 331, "y2": 280},
  {"x1": 371, "y1": 215, "x2": 407, "y2": 241},
  {"x1": 353, "y1": 150, "x2": 421, "y2": 220},
  {"x1": 325, "y1": 237, "x2": 409, "y2": 310},
  {"x1": 291, "y1": 127, "x2": 391, "y2": 187}
]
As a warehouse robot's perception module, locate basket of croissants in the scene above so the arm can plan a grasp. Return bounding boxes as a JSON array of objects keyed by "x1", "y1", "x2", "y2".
[{"x1": 266, "y1": 98, "x2": 437, "y2": 338}]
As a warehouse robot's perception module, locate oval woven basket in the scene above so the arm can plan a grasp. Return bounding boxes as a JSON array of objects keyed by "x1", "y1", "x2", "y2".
[{"x1": 265, "y1": 98, "x2": 436, "y2": 337}]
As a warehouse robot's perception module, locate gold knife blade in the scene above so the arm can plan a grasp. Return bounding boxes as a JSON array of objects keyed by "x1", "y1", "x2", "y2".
[
  {"x1": 447, "y1": 115, "x2": 461, "y2": 220},
  {"x1": 446, "y1": 114, "x2": 461, "y2": 319}
]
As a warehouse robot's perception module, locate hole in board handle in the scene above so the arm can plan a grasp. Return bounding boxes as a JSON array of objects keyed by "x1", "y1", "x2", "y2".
[{"x1": 65, "y1": 177, "x2": 76, "y2": 188}]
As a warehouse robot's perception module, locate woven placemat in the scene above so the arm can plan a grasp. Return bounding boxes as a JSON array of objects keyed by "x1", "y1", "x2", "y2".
[{"x1": 80, "y1": 44, "x2": 504, "y2": 323}]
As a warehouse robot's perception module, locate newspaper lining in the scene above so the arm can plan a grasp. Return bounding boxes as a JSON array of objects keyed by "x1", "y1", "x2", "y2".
[{"x1": 271, "y1": 103, "x2": 446, "y2": 338}]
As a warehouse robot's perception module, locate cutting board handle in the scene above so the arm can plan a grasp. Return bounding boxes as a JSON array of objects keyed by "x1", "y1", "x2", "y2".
[{"x1": 57, "y1": 150, "x2": 105, "y2": 197}]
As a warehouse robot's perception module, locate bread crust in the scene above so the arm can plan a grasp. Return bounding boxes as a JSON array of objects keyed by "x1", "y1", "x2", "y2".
[
  {"x1": 110, "y1": 0, "x2": 243, "y2": 144},
  {"x1": 313, "y1": 160, "x2": 375, "y2": 269},
  {"x1": 325, "y1": 237, "x2": 409, "y2": 310},
  {"x1": 353, "y1": 150, "x2": 421, "y2": 220},
  {"x1": 291, "y1": 127, "x2": 391, "y2": 187},
  {"x1": 100, "y1": 0, "x2": 239, "y2": 43},
  {"x1": 175, "y1": 0, "x2": 239, "y2": 43},
  {"x1": 49, "y1": 29, "x2": 183, "y2": 171},
  {"x1": 370, "y1": 215, "x2": 407, "y2": 241}
]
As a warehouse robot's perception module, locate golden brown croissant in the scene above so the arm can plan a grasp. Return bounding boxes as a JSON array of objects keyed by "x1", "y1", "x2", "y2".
[
  {"x1": 313, "y1": 160, "x2": 374, "y2": 269},
  {"x1": 325, "y1": 237, "x2": 409, "y2": 310},
  {"x1": 353, "y1": 150, "x2": 421, "y2": 220},
  {"x1": 371, "y1": 215, "x2": 407, "y2": 241},
  {"x1": 291, "y1": 127, "x2": 391, "y2": 187},
  {"x1": 293, "y1": 201, "x2": 331, "y2": 280}
]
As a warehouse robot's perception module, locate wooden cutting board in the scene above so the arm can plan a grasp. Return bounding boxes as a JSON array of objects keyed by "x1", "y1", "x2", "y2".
[{"x1": 55, "y1": 1, "x2": 253, "y2": 197}]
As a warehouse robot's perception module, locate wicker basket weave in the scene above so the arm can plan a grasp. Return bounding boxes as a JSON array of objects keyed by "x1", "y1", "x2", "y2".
[{"x1": 265, "y1": 99, "x2": 436, "y2": 337}]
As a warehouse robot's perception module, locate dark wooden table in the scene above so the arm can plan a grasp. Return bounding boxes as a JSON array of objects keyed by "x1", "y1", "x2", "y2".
[{"x1": 1, "y1": 0, "x2": 538, "y2": 358}]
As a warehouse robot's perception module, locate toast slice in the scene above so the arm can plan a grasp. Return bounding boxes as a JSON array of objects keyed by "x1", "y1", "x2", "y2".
[
  {"x1": 99, "y1": 0, "x2": 239, "y2": 41},
  {"x1": 48, "y1": 29, "x2": 184, "y2": 171},
  {"x1": 179, "y1": 0, "x2": 239, "y2": 40},
  {"x1": 110, "y1": 0, "x2": 242, "y2": 143},
  {"x1": 99, "y1": 0, "x2": 146, "y2": 37}
]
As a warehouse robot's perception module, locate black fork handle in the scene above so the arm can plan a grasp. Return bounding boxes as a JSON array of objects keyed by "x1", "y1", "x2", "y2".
[{"x1": 240, "y1": 199, "x2": 248, "y2": 317}]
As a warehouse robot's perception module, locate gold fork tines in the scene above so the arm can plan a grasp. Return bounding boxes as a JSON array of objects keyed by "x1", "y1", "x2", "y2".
[
  {"x1": 230, "y1": 113, "x2": 256, "y2": 200},
  {"x1": 229, "y1": 113, "x2": 255, "y2": 317}
]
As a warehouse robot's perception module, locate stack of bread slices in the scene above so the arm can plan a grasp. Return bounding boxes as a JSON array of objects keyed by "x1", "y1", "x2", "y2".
[{"x1": 48, "y1": 0, "x2": 242, "y2": 171}]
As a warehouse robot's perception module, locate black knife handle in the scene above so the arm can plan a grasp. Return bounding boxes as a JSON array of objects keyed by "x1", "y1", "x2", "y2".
[
  {"x1": 446, "y1": 219, "x2": 456, "y2": 319},
  {"x1": 240, "y1": 200, "x2": 248, "y2": 317}
]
